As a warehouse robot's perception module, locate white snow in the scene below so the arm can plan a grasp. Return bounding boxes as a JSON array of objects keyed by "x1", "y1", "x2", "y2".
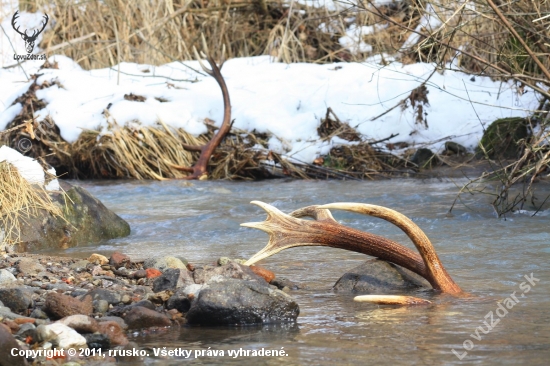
[{"x1": 0, "y1": 145, "x2": 59, "y2": 190}]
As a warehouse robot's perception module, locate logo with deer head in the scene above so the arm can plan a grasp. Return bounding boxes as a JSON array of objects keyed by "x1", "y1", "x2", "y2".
[{"x1": 11, "y1": 11, "x2": 49, "y2": 54}]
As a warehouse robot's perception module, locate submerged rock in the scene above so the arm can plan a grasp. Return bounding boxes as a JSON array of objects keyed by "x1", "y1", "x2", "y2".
[
  {"x1": 332, "y1": 259, "x2": 430, "y2": 294},
  {"x1": 186, "y1": 276, "x2": 299, "y2": 326},
  {"x1": 12, "y1": 181, "x2": 130, "y2": 252}
]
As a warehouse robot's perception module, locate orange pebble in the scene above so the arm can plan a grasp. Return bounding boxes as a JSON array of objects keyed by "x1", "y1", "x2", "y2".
[
  {"x1": 146, "y1": 268, "x2": 162, "y2": 278},
  {"x1": 14, "y1": 318, "x2": 35, "y2": 325}
]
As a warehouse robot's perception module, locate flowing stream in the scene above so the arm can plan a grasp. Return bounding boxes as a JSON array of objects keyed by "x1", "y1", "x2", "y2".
[{"x1": 45, "y1": 179, "x2": 550, "y2": 365}]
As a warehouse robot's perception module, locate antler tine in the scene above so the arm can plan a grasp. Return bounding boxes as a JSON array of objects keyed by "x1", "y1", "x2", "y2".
[
  {"x1": 192, "y1": 45, "x2": 213, "y2": 76},
  {"x1": 289, "y1": 205, "x2": 337, "y2": 223},
  {"x1": 12, "y1": 11, "x2": 24, "y2": 35}
]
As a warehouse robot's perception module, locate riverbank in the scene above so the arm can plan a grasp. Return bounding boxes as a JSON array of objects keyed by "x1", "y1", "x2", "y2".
[{"x1": 0, "y1": 251, "x2": 297, "y2": 365}]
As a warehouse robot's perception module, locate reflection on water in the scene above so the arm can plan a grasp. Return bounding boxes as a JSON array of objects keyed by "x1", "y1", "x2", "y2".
[{"x1": 46, "y1": 179, "x2": 550, "y2": 365}]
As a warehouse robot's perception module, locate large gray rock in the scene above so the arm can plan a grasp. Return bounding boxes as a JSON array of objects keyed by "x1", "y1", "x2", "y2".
[
  {"x1": 0, "y1": 287, "x2": 34, "y2": 314},
  {"x1": 12, "y1": 181, "x2": 130, "y2": 252},
  {"x1": 0, "y1": 324, "x2": 28, "y2": 366},
  {"x1": 332, "y1": 259, "x2": 431, "y2": 294},
  {"x1": 186, "y1": 276, "x2": 299, "y2": 326}
]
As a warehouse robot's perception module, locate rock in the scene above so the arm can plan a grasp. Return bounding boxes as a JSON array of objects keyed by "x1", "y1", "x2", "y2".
[
  {"x1": 0, "y1": 287, "x2": 33, "y2": 313},
  {"x1": 410, "y1": 148, "x2": 439, "y2": 169},
  {"x1": 15, "y1": 323, "x2": 37, "y2": 343},
  {"x1": 123, "y1": 306, "x2": 172, "y2": 330},
  {"x1": 332, "y1": 259, "x2": 430, "y2": 294},
  {"x1": 0, "y1": 324, "x2": 28, "y2": 366},
  {"x1": 0, "y1": 306, "x2": 27, "y2": 320},
  {"x1": 143, "y1": 256, "x2": 187, "y2": 272},
  {"x1": 87, "y1": 288, "x2": 123, "y2": 305},
  {"x1": 88, "y1": 253, "x2": 109, "y2": 265},
  {"x1": 15, "y1": 258, "x2": 46, "y2": 275},
  {"x1": 83, "y1": 333, "x2": 110, "y2": 350},
  {"x1": 57, "y1": 315, "x2": 98, "y2": 333},
  {"x1": 444, "y1": 141, "x2": 467, "y2": 155},
  {"x1": 166, "y1": 284, "x2": 202, "y2": 313},
  {"x1": 270, "y1": 277, "x2": 301, "y2": 290},
  {"x1": 477, "y1": 117, "x2": 528, "y2": 159},
  {"x1": 193, "y1": 262, "x2": 266, "y2": 285},
  {"x1": 152, "y1": 268, "x2": 194, "y2": 293},
  {"x1": 36, "y1": 323, "x2": 87, "y2": 349},
  {"x1": 217, "y1": 257, "x2": 232, "y2": 266},
  {"x1": 109, "y1": 252, "x2": 130, "y2": 268},
  {"x1": 132, "y1": 270, "x2": 147, "y2": 279},
  {"x1": 69, "y1": 259, "x2": 90, "y2": 271},
  {"x1": 93, "y1": 299, "x2": 109, "y2": 314},
  {"x1": 10, "y1": 182, "x2": 131, "y2": 253},
  {"x1": 146, "y1": 268, "x2": 162, "y2": 279},
  {"x1": 97, "y1": 316, "x2": 128, "y2": 330},
  {"x1": 29, "y1": 308, "x2": 48, "y2": 319},
  {"x1": 97, "y1": 321, "x2": 128, "y2": 346},
  {"x1": 44, "y1": 292, "x2": 93, "y2": 319},
  {"x1": 0, "y1": 269, "x2": 16, "y2": 285},
  {"x1": 186, "y1": 276, "x2": 299, "y2": 326},
  {"x1": 250, "y1": 265, "x2": 276, "y2": 283}
]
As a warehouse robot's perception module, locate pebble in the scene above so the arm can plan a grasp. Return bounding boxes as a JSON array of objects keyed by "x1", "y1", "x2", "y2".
[
  {"x1": 146, "y1": 268, "x2": 162, "y2": 279},
  {"x1": 16, "y1": 258, "x2": 46, "y2": 276},
  {"x1": 44, "y1": 292, "x2": 93, "y2": 319},
  {"x1": 123, "y1": 306, "x2": 171, "y2": 330},
  {"x1": 36, "y1": 323, "x2": 87, "y2": 349},
  {"x1": 0, "y1": 287, "x2": 34, "y2": 313},
  {"x1": 88, "y1": 253, "x2": 109, "y2": 265},
  {"x1": 250, "y1": 265, "x2": 276, "y2": 283},
  {"x1": 143, "y1": 256, "x2": 187, "y2": 271},
  {"x1": 109, "y1": 252, "x2": 131, "y2": 268},
  {"x1": 0, "y1": 269, "x2": 16, "y2": 285},
  {"x1": 57, "y1": 314, "x2": 98, "y2": 333}
]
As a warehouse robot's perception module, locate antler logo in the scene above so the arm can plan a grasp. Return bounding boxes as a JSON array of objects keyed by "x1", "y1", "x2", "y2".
[{"x1": 11, "y1": 11, "x2": 49, "y2": 54}]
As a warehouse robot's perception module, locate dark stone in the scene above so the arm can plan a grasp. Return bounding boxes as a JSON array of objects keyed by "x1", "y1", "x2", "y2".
[
  {"x1": 411, "y1": 148, "x2": 439, "y2": 169},
  {"x1": 15, "y1": 323, "x2": 37, "y2": 343},
  {"x1": 133, "y1": 270, "x2": 147, "y2": 279},
  {"x1": 166, "y1": 286, "x2": 197, "y2": 313},
  {"x1": 107, "y1": 300, "x2": 155, "y2": 317},
  {"x1": 193, "y1": 262, "x2": 266, "y2": 285},
  {"x1": 123, "y1": 306, "x2": 171, "y2": 330},
  {"x1": 332, "y1": 259, "x2": 430, "y2": 294},
  {"x1": 152, "y1": 268, "x2": 194, "y2": 293},
  {"x1": 88, "y1": 288, "x2": 123, "y2": 305},
  {"x1": 29, "y1": 308, "x2": 48, "y2": 319},
  {"x1": 0, "y1": 287, "x2": 34, "y2": 314},
  {"x1": 270, "y1": 277, "x2": 301, "y2": 290},
  {"x1": 44, "y1": 292, "x2": 93, "y2": 320},
  {"x1": 476, "y1": 117, "x2": 528, "y2": 159},
  {"x1": 109, "y1": 252, "x2": 131, "y2": 268},
  {"x1": 84, "y1": 333, "x2": 111, "y2": 350},
  {"x1": 444, "y1": 141, "x2": 467, "y2": 155},
  {"x1": 186, "y1": 276, "x2": 299, "y2": 326},
  {"x1": 0, "y1": 324, "x2": 28, "y2": 366},
  {"x1": 11, "y1": 181, "x2": 130, "y2": 252}
]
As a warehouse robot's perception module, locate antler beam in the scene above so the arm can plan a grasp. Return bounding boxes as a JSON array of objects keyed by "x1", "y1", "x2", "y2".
[{"x1": 242, "y1": 201, "x2": 462, "y2": 295}]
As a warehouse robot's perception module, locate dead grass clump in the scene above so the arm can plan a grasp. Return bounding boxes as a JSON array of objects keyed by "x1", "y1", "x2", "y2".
[
  {"x1": 0, "y1": 161, "x2": 63, "y2": 249},
  {"x1": 71, "y1": 120, "x2": 209, "y2": 180}
]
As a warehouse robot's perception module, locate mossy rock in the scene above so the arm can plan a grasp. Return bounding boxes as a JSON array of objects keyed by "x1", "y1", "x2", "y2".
[
  {"x1": 476, "y1": 117, "x2": 528, "y2": 159},
  {"x1": 411, "y1": 148, "x2": 439, "y2": 169},
  {"x1": 10, "y1": 181, "x2": 130, "y2": 252}
]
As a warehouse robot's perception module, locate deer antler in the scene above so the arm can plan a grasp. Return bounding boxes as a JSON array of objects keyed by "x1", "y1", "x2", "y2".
[
  {"x1": 242, "y1": 201, "x2": 462, "y2": 300},
  {"x1": 11, "y1": 11, "x2": 25, "y2": 37},
  {"x1": 176, "y1": 36, "x2": 231, "y2": 180}
]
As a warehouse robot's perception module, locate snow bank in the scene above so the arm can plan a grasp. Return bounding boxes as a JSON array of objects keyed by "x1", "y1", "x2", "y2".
[
  {"x1": 1, "y1": 52, "x2": 539, "y2": 164},
  {"x1": 0, "y1": 145, "x2": 59, "y2": 190}
]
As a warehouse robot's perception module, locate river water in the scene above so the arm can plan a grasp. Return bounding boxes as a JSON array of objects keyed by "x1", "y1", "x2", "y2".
[{"x1": 52, "y1": 179, "x2": 550, "y2": 365}]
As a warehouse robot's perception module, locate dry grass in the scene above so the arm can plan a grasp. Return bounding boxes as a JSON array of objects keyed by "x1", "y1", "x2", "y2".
[
  {"x1": 0, "y1": 161, "x2": 63, "y2": 248},
  {"x1": 71, "y1": 120, "x2": 209, "y2": 179}
]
